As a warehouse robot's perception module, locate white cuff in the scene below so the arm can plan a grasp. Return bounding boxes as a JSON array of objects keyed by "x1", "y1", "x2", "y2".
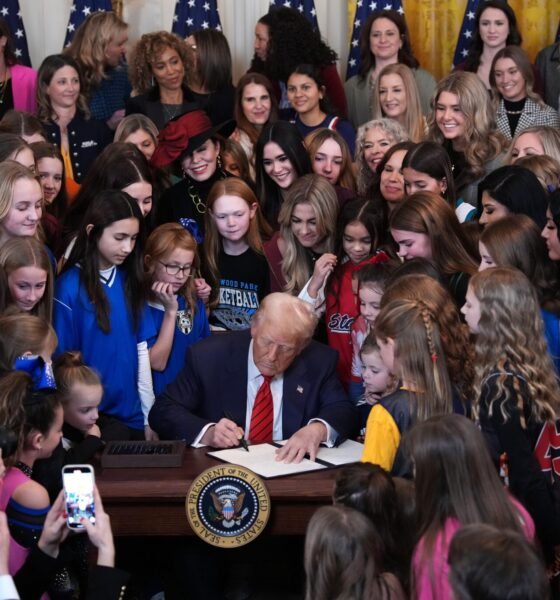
[
  {"x1": 192, "y1": 423, "x2": 216, "y2": 447},
  {"x1": 309, "y1": 418, "x2": 337, "y2": 447}
]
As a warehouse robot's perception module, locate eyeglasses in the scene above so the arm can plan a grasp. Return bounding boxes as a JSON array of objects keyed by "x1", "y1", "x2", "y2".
[{"x1": 157, "y1": 261, "x2": 192, "y2": 277}]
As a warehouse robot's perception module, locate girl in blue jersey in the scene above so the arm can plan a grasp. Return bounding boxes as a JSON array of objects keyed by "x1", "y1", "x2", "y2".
[
  {"x1": 144, "y1": 223, "x2": 210, "y2": 396},
  {"x1": 53, "y1": 190, "x2": 157, "y2": 439}
]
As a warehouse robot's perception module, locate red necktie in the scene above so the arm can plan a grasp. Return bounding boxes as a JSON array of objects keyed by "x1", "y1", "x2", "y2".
[{"x1": 249, "y1": 375, "x2": 274, "y2": 443}]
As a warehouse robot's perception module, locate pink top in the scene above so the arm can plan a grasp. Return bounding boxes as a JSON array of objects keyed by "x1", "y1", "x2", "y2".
[
  {"x1": 10, "y1": 64, "x2": 37, "y2": 113},
  {"x1": 0, "y1": 467, "x2": 33, "y2": 576},
  {"x1": 412, "y1": 497, "x2": 535, "y2": 600}
]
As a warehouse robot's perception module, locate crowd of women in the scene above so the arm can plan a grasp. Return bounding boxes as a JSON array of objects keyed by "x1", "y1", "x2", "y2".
[{"x1": 0, "y1": 0, "x2": 559, "y2": 597}]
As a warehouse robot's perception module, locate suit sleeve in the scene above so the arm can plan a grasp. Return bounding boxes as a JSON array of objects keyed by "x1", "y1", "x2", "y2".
[{"x1": 148, "y1": 344, "x2": 210, "y2": 443}]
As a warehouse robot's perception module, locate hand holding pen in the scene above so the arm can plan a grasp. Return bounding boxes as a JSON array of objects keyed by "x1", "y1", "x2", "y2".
[{"x1": 224, "y1": 411, "x2": 249, "y2": 451}]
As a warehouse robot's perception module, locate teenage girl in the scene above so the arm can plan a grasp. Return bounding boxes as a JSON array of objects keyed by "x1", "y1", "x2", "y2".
[
  {"x1": 264, "y1": 174, "x2": 339, "y2": 294},
  {"x1": 287, "y1": 64, "x2": 356, "y2": 156},
  {"x1": 390, "y1": 191, "x2": 479, "y2": 306},
  {"x1": 144, "y1": 223, "x2": 210, "y2": 395},
  {"x1": 304, "y1": 505, "x2": 406, "y2": 600},
  {"x1": 0, "y1": 237, "x2": 53, "y2": 321},
  {"x1": 203, "y1": 178, "x2": 270, "y2": 331},
  {"x1": 300, "y1": 198, "x2": 383, "y2": 389},
  {"x1": 0, "y1": 314, "x2": 61, "y2": 576},
  {"x1": 30, "y1": 141, "x2": 68, "y2": 253},
  {"x1": 362, "y1": 298, "x2": 455, "y2": 474},
  {"x1": 462, "y1": 267, "x2": 560, "y2": 561},
  {"x1": 407, "y1": 414, "x2": 535, "y2": 600},
  {"x1": 0, "y1": 160, "x2": 43, "y2": 248},
  {"x1": 349, "y1": 258, "x2": 398, "y2": 403},
  {"x1": 54, "y1": 190, "x2": 157, "y2": 439},
  {"x1": 305, "y1": 128, "x2": 356, "y2": 193}
]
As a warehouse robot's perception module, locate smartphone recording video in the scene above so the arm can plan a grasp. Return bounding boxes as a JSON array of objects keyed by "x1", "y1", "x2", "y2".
[{"x1": 62, "y1": 465, "x2": 96, "y2": 529}]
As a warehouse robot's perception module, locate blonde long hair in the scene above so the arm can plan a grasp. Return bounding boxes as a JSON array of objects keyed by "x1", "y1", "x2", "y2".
[
  {"x1": 470, "y1": 267, "x2": 560, "y2": 423},
  {"x1": 374, "y1": 298, "x2": 453, "y2": 421},
  {"x1": 372, "y1": 64, "x2": 425, "y2": 143},
  {"x1": 278, "y1": 174, "x2": 338, "y2": 295},
  {"x1": 427, "y1": 71, "x2": 505, "y2": 178}
]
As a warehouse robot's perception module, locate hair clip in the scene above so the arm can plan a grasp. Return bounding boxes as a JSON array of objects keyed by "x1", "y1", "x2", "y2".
[
  {"x1": 431, "y1": 352, "x2": 438, "y2": 364},
  {"x1": 14, "y1": 355, "x2": 57, "y2": 391},
  {"x1": 179, "y1": 218, "x2": 204, "y2": 245}
]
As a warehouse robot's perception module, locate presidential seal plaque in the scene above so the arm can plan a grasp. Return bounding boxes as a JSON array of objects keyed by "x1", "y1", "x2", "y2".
[{"x1": 186, "y1": 464, "x2": 270, "y2": 547}]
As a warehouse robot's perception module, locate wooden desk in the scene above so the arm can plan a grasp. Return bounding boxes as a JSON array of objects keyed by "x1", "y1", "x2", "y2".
[{"x1": 96, "y1": 448, "x2": 339, "y2": 537}]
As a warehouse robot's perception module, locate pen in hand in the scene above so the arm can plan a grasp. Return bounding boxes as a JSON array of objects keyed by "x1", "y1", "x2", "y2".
[{"x1": 224, "y1": 411, "x2": 249, "y2": 452}]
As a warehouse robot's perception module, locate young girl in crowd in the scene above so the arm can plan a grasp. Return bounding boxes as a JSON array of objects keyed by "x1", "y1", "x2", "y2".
[
  {"x1": 462, "y1": 267, "x2": 560, "y2": 561},
  {"x1": 390, "y1": 191, "x2": 479, "y2": 306},
  {"x1": 144, "y1": 223, "x2": 210, "y2": 395},
  {"x1": 479, "y1": 214, "x2": 560, "y2": 370},
  {"x1": 478, "y1": 165, "x2": 548, "y2": 230},
  {"x1": 300, "y1": 199, "x2": 383, "y2": 388},
  {"x1": 265, "y1": 174, "x2": 339, "y2": 294},
  {"x1": 401, "y1": 141, "x2": 467, "y2": 221},
  {"x1": 516, "y1": 154, "x2": 560, "y2": 192},
  {"x1": 371, "y1": 64, "x2": 425, "y2": 143},
  {"x1": 349, "y1": 258, "x2": 398, "y2": 403},
  {"x1": 355, "y1": 118, "x2": 408, "y2": 197},
  {"x1": 407, "y1": 414, "x2": 535, "y2": 600},
  {"x1": 287, "y1": 64, "x2": 356, "y2": 156},
  {"x1": 0, "y1": 237, "x2": 53, "y2": 321},
  {"x1": 220, "y1": 138, "x2": 253, "y2": 183},
  {"x1": 333, "y1": 462, "x2": 413, "y2": 594},
  {"x1": 428, "y1": 71, "x2": 505, "y2": 207},
  {"x1": 254, "y1": 120, "x2": 312, "y2": 230},
  {"x1": 0, "y1": 161, "x2": 43, "y2": 248},
  {"x1": 305, "y1": 128, "x2": 356, "y2": 194},
  {"x1": 31, "y1": 141, "x2": 68, "y2": 252},
  {"x1": 54, "y1": 190, "x2": 156, "y2": 439},
  {"x1": 32, "y1": 350, "x2": 104, "y2": 502},
  {"x1": 114, "y1": 113, "x2": 159, "y2": 161},
  {"x1": 203, "y1": 178, "x2": 269, "y2": 331},
  {"x1": 304, "y1": 505, "x2": 406, "y2": 600},
  {"x1": 543, "y1": 188, "x2": 560, "y2": 263},
  {"x1": 0, "y1": 314, "x2": 61, "y2": 576},
  {"x1": 0, "y1": 133, "x2": 36, "y2": 169},
  {"x1": 362, "y1": 298, "x2": 454, "y2": 474}
]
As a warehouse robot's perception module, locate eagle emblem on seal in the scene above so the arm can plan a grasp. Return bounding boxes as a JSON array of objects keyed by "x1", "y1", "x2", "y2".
[{"x1": 210, "y1": 488, "x2": 248, "y2": 528}]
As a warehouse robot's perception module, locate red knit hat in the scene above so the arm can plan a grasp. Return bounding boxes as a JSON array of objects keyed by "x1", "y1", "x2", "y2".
[{"x1": 150, "y1": 109, "x2": 235, "y2": 168}]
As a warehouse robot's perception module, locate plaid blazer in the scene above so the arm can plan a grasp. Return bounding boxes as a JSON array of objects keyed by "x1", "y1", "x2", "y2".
[{"x1": 496, "y1": 97, "x2": 560, "y2": 140}]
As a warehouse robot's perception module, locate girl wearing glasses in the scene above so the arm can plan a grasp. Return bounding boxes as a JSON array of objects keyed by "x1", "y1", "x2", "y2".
[{"x1": 144, "y1": 222, "x2": 210, "y2": 395}]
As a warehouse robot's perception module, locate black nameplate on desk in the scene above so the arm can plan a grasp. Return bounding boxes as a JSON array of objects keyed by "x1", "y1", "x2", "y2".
[{"x1": 101, "y1": 441, "x2": 185, "y2": 468}]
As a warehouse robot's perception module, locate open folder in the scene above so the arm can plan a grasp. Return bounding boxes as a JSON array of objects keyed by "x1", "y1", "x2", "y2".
[{"x1": 207, "y1": 439, "x2": 364, "y2": 479}]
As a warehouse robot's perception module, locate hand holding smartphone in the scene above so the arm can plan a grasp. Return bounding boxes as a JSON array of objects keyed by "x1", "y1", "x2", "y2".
[{"x1": 62, "y1": 465, "x2": 96, "y2": 529}]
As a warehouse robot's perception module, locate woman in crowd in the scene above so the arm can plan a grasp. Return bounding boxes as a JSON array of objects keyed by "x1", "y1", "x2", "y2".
[
  {"x1": 184, "y1": 29, "x2": 235, "y2": 125},
  {"x1": 428, "y1": 70, "x2": 505, "y2": 208},
  {"x1": 114, "y1": 113, "x2": 159, "y2": 162},
  {"x1": 250, "y1": 6, "x2": 346, "y2": 118},
  {"x1": 154, "y1": 110, "x2": 234, "y2": 234},
  {"x1": 231, "y1": 72, "x2": 278, "y2": 166},
  {"x1": 355, "y1": 118, "x2": 408, "y2": 198},
  {"x1": 36, "y1": 54, "x2": 112, "y2": 184},
  {"x1": 344, "y1": 9, "x2": 436, "y2": 127},
  {"x1": 0, "y1": 110, "x2": 45, "y2": 143},
  {"x1": 374, "y1": 141, "x2": 415, "y2": 221},
  {"x1": 127, "y1": 31, "x2": 197, "y2": 130},
  {"x1": 490, "y1": 46, "x2": 559, "y2": 140},
  {"x1": 506, "y1": 125, "x2": 560, "y2": 164},
  {"x1": 254, "y1": 120, "x2": 312, "y2": 230},
  {"x1": 0, "y1": 18, "x2": 37, "y2": 117},
  {"x1": 371, "y1": 64, "x2": 425, "y2": 143},
  {"x1": 305, "y1": 128, "x2": 356, "y2": 195},
  {"x1": 287, "y1": 64, "x2": 356, "y2": 156},
  {"x1": 65, "y1": 11, "x2": 131, "y2": 128},
  {"x1": 264, "y1": 174, "x2": 339, "y2": 294},
  {"x1": 478, "y1": 165, "x2": 548, "y2": 230}
]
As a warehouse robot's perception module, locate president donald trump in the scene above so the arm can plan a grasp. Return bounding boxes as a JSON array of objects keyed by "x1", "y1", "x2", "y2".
[{"x1": 149, "y1": 293, "x2": 357, "y2": 462}]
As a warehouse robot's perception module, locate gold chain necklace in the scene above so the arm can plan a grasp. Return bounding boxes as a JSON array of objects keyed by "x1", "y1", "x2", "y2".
[{"x1": 187, "y1": 183, "x2": 206, "y2": 214}]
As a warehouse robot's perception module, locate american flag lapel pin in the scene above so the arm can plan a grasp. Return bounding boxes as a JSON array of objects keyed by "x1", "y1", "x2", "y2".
[{"x1": 297, "y1": 385, "x2": 304, "y2": 394}]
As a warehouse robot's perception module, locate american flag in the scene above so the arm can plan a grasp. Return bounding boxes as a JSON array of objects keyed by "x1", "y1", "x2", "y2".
[
  {"x1": 0, "y1": 0, "x2": 30, "y2": 66},
  {"x1": 64, "y1": 0, "x2": 113, "y2": 47},
  {"x1": 269, "y1": 0, "x2": 319, "y2": 31},
  {"x1": 452, "y1": 0, "x2": 481, "y2": 67},
  {"x1": 346, "y1": 0, "x2": 404, "y2": 80},
  {"x1": 171, "y1": 0, "x2": 222, "y2": 38}
]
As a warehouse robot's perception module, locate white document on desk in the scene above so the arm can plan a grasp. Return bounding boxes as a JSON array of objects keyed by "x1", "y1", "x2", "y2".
[
  {"x1": 275, "y1": 439, "x2": 364, "y2": 466},
  {"x1": 207, "y1": 443, "x2": 326, "y2": 478}
]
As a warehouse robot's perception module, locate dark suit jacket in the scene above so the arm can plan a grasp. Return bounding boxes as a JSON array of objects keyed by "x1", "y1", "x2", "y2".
[
  {"x1": 149, "y1": 330, "x2": 358, "y2": 443},
  {"x1": 125, "y1": 87, "x2": 199, "y2": 131}
]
